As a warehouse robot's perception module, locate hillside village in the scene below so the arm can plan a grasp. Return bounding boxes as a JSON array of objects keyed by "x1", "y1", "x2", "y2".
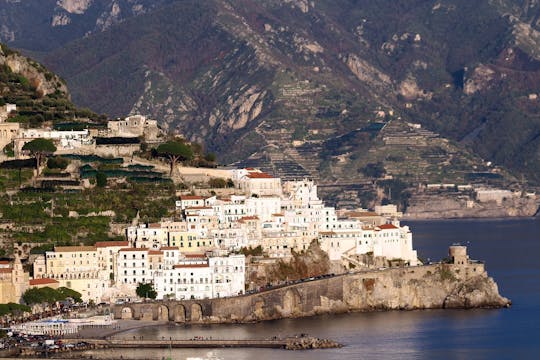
[
  {"x1": 1, "y1": 162, "x2": 418, "y2": 304},
  {"x1": 0, "y1": 99, "x2": 536, "y2": 308}
]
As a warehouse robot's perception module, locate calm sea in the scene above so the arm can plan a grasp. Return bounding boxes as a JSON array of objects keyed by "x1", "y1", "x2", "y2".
[{"x1": 88, "y1": 217, "x2": 540, "y2": 360}]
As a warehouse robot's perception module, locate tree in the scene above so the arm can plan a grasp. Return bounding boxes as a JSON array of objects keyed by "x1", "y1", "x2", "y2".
[
  {"x1": 204, "y1": 152, "x2": 216, "y2": 163},
  {"x1": 57, "y1": 287, "x2": 82, "y2": 303},
  {"x1": 208, "y1": 177, "x2": 227, "y2": 188},
  {"x1": 156, "y1": 140, "x2": 193, "y2": 176},
  {"x1": 46, "y1": 156, "x2": 68, "y2": 169},
  {"x1": 136, "y1": 282, "x2": 157, "y2": 300},
  {"x1": 22, "y1": 138, "x2": 56, "y2": 175},
  {"x1": 22, "y1": 286, "x2": 60, "y2": 305},
  {"x1": 22, "y1": 286, "x2": 82, "y2": 305},
  {"x1": 361, "y1": 162, "x2": 385, "y2": 179}
]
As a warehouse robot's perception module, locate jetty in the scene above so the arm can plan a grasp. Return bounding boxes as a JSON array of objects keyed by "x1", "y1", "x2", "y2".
[{"x1": 69, "y1": 336, "x2": 341, "y2": 350}]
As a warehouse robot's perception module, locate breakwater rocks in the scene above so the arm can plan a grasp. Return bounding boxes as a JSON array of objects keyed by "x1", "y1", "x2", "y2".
[
  {"x1": 285, "y1": 336, "x2": 342, "y2": 350},
  {"x1": 112, "y1": 249, "x2": 510, "y2": 325}
]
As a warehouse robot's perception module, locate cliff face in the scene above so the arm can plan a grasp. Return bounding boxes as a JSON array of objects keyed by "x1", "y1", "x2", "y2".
[
  {"x1": 342, "y1": 263, "x2": 509, "y2": 312},
  {"x1": 114, "y1": 261, "x2": 510, "y2": 324},
  {"x1": 0, "y1": 50, "x2": 68, "y2": 98}
]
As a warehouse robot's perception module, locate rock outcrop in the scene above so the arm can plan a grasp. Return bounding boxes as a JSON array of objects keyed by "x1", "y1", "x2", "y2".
[
  {"x1": 113, "y1": 256, "x2": 510, "y2": 324},
  {"x1": 0, "y1": 47, "x2": 68, "y2": 98}
]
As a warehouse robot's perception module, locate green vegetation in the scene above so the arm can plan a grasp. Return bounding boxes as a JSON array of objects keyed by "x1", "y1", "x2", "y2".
[
  {"x1": 46, "y1": 156, "x2": 69, "y2": 170},
  {"x1": 0, "y1": 168, "x2": 33, "y2": 191},
  {"x1": 22, "y1": 138, "x2": 56, "y2": 174},
  {"x1": 0, "y1": 302, "x2": 31, "y2": 316},
  {"x1": 208, "y1": 177, "x2": 231, "y2": 188},
  {"x1": 0, "y1": 42, "x2": 102, "y2": 127},
  {"x1": 22, "y1": 286, "x2": 81, "y2": 305},
  {"x1": 361, "y1": 162, "x2": 385, "y2": 179},
  {"x1": 96, "y1": 171, "x2": 107, "y2": 187},
  {"x1": 2, "y1": 142, "x2": 14, "y2": 157},
  {"x1": 0, "y1": 176, "x2": 176, "y2": 249},
  {"x1": 156, "y1": 139, "x2": 194, "y2": 175},
  {"x1": 439, "y1": 266, "x2": 457, "y2": 282},
  {"x1": 240, "y1": 245, "x2": 263, "y2": 256},
  {"x1": 136, "y1": 283, "x2": 157, "y2": 300}
]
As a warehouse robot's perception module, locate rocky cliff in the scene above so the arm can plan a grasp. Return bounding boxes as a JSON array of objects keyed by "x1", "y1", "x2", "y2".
[
  {"x1": 113, "y1": 260, "x2": 510, "y2": 324},
  {"x1": 0, "y1": 46, "x2": 68, "y2": 98}
]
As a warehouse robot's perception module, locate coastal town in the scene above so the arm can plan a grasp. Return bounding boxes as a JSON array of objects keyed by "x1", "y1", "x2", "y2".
[
  {"x1": 0, "y1": 1, "x2": 536, "y2": 356},
  {"x1": 0, "y1": 106, "x2": 514, "y2": 356},
  {"x1": 2, "y1": 164, "x2": 418, "y2": 304}
]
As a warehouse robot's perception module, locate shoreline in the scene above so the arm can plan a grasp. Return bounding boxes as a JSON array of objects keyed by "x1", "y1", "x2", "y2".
[{"x1": 402, "y1": 214, "x2": 539, "y2": 222}]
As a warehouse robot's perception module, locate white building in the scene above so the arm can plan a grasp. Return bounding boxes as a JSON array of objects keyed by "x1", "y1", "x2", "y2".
[
  {"x1": 233, "y1": 168, "x2": 282, "y2": 197},
  {"x1": 117, "y1": 248, "x2": 150, "y2": 288},
  {"x1": 154, "y1": 253, "x2": 245, "y2": 300},
  {"x1": 107, "y1": 114, "x2": 160, "y2": 142},
  {"x1": 176, "y1": 195, "x2": 206, "y2": 211},
  {"x1": 15, "y1": 128, "x2": 93, "y2": 156}
]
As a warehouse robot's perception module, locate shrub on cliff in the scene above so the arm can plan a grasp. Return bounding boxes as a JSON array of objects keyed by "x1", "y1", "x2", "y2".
[{"x1": 267, "y1": 240, "x2": 330, "y2": 283}]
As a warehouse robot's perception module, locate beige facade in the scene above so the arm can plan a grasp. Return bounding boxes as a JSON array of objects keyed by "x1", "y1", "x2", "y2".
[
  {"x1": 43, "y1": 246, "x2": 104, "y2": 302},
  {"x1": 233, "y1": 169, "x2": 282, "y2": 197},
  {"x1": 0, "y1": 122, "x2": 19, "y2": 150},
  {"x1": 261, "y1": 231, "x2": 311, "y2": 258},
  {"x1": 0, "y1": 257, "x2": 29, "y2": 304},
  {"x1": 106, "y1": 114, "x2": 160, "y2": 142}
]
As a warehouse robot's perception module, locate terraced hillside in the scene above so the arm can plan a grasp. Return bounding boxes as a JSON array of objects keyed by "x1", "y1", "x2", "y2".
[{"x1": 1, "y1": 0, "x2": 539, "y2": 199}]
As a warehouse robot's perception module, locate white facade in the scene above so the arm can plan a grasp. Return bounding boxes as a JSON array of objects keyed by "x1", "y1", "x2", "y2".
[
  {"x1": 154, "y1": 253, "x2": 245, "y2": 300},
  {"x1": 176, "y1": 195, "x2": 205, "y2": 210},
  {"x1": 117, "y1": 248, "x2": 150, "y2": 288}
]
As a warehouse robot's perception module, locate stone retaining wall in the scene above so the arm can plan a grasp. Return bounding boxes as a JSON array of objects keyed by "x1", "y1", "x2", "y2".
[{"x1": 112, "y1": 261, "x2": 509, "y2": 324}]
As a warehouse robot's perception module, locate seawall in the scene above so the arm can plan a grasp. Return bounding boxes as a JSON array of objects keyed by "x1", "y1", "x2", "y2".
[{"x1": 112, "y1": 260, "x2": 510, "y2": 325}]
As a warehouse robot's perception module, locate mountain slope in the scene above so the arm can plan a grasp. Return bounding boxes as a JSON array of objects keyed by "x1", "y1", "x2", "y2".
[{"x1": 2, "y1": 0, "x2": 539, "y2": 188}]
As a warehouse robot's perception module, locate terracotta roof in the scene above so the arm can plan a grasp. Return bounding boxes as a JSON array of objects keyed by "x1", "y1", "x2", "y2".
[
  {"x1": 346, "y1": 211, "x2": 379, "y2": 217},
  {"x1": 54, "y1": 246, "x2": 96, "y2": 252},
  {"x1": 239, "y1": 215, "x2": 259, "y2": 221},
  {"x1": 148, "y1": 223, "x2": 161, "y2": 228},
  {"x1": 246, "y1": 172, "x2": 274, "y2": 179},
  {"x1": 179, "y1": 195, "x2": 204, "y2": 200},
  {"x1": 319, "y1": 231, "x2": 337, "y2": 236},
  {"x1": 119, "y1": 248, "x2": 148, "y2": 252},
  {"x1": 0, "y1": 268, "x2": 12, "y2": 274},
  {"x1": 0, "y1": 260, "x2": 10, "y2": 264},
  {"x1": 184, "y1": 253, "x2": 206, "y2": 258},
  {"x1": 272, "y1": 213, "x2": 284, "y2": 216},
  {"x1": 95, "y1": 241, "x2": 129, "y2": 248},
  {"x1": 148, "y1": 250, "x2": 163, "y2": 255},
  {"x1": 173, "y1": 264, "x2": 209, "y2": 268},
  {"x1": 378, "y1": 224, "x2": 399, "y2": 230},
  {"x1": 30, "y1": 278, "x2": 59, "y2": 286},
  {"x1": 245, "y1": 167, "x2": 256, "y2": 171},
  {"x1": 161, "y1": 246, "x2": 179, "y2": 251}
]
